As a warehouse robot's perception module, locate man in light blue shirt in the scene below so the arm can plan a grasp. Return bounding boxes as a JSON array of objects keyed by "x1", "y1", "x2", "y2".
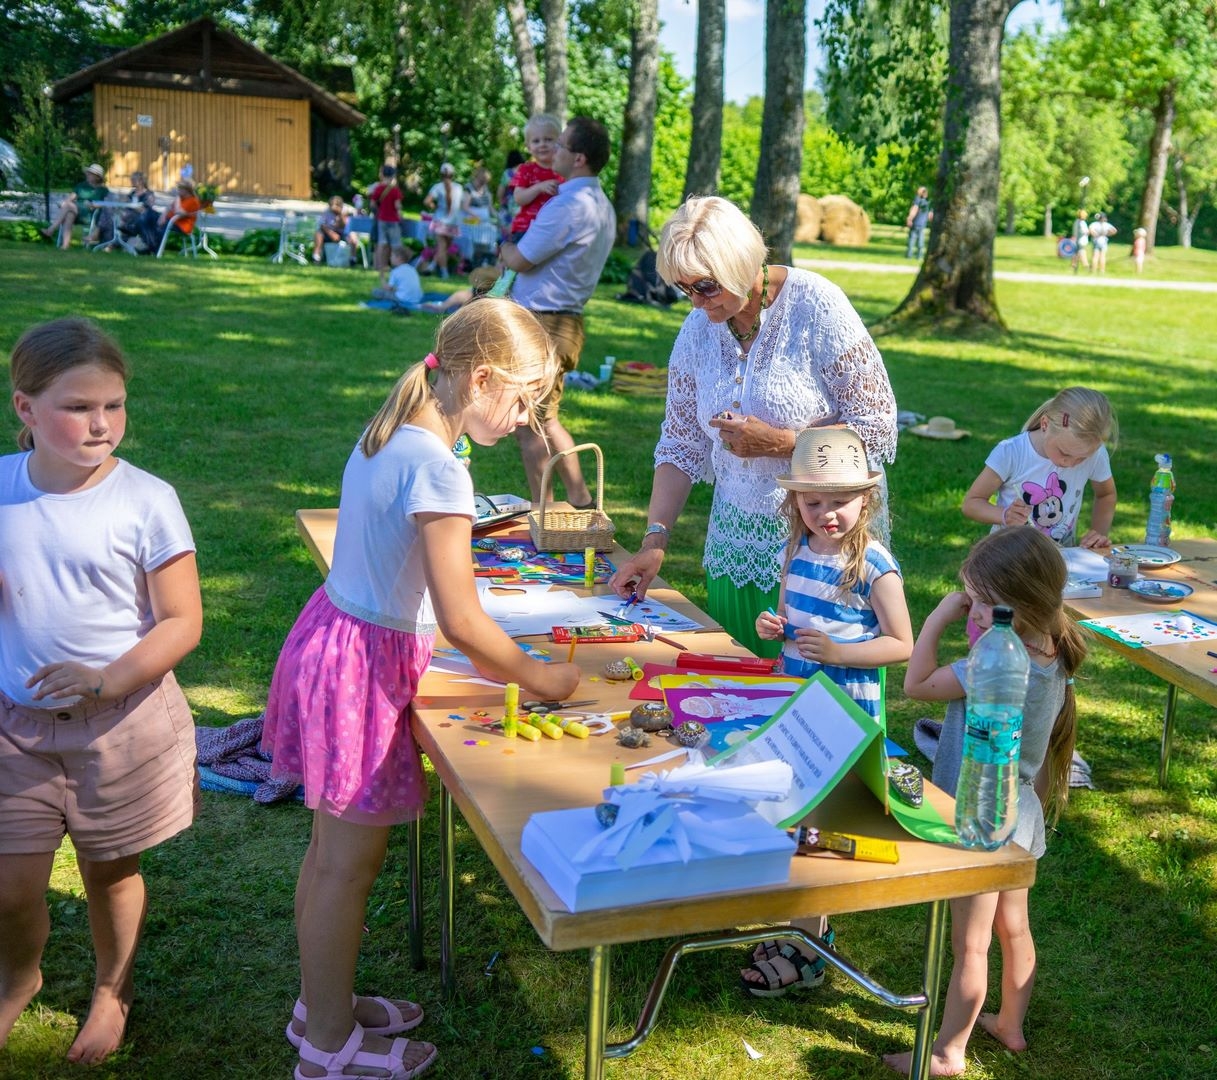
[{"x1": 500, "y1": 116, "x2": 616, "y2": 506}]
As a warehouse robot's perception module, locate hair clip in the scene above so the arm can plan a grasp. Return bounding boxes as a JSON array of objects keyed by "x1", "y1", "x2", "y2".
[
  {"x1": 424, "y1": 352, "x2": 440, "y2": 370},
  {"x1": 1061, "y1": 412, "x2": 1070, "y2": 427}
]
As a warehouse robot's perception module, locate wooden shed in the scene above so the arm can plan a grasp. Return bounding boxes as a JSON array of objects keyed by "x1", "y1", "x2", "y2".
[{"x1": 50, "y1": 17, "x2": 365, "y2": 198}]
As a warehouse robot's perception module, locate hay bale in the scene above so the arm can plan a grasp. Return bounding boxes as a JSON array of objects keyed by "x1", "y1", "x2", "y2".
[
  {"x1": 818, "y1": 195, "x2": 871, "y2": 246},
  {"x1": 794, "y1": 194, "x2": 823, "y2": 243}
]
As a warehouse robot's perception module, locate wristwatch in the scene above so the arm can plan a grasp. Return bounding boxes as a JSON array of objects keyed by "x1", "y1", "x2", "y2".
[{"x1": 643, "y1": 522, "x2": 669, "y2": 543}]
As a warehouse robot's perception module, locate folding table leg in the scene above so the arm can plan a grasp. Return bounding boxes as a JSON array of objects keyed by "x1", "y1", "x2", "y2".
[
  {"x1": 584, "y1": 944, "x2": 610, "y2": 1080},
  {"x1": 910, "y1": 898, "x2": 949, "y2": 1080},
  {"x1": 439, "y1": 785, "x2": 455, "y2": 997},
  {"x1": 1158, "y1": 683, "x2": 1179, "y2": 787},
  {"x1": 406, "y1": 819, "x2": 424, "y2": 971}
]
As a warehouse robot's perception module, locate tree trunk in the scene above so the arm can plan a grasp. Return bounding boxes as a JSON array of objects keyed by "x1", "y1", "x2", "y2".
[
  {"x1": 751, "y1": 0, "x2": 806, "y2": 264},
  {"x1": 889, "y1": 0, "x2": 1015, "y2": 329},
  {"x1": 505, "y1": 0, "x2": 544, "y2": 117},
  {"x1": 1138, "y1": 82, "x2": 1175, "y2": 254},
  {"x1": 682, "y1": 0, "x2": 726, "y2": 201},
  {"x1": 614, "y1": 0, "x2": 660, "y2": 244},
  {"x1": 1172, "y1": 150, "x2": 1192, "y2": 249},
  {"x1": 540, "y1": 0, "x2": 568, "y2": 121},
  {"x1": 1043, "y1": 203, "x2": 1053, "y2": 237},
  {"x1": 1003, "y1": 199, "x2": 1015, "y2": 234}
]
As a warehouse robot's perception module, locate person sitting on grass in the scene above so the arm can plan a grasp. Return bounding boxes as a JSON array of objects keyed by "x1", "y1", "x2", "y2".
[
  {"x1": 371, "y1": 248, "x2": 423, "y2": 308},
  {"x1": 419, "y1": 266, "x2": 499, "y2": 314}
]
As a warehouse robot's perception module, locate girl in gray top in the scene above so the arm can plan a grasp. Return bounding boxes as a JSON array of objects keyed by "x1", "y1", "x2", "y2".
[{"x1": 885, "y1": 527, "x2": 1086, "y2": 1077}]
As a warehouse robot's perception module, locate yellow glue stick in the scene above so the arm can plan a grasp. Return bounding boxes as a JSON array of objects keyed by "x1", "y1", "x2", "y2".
[
  {"x1": 584, "y1": 546, "x2": 595, "y2": 588},
  {"x1": 623, "y1": 656, "x2": 644, "y2": 681},
  {"x1": 513, "y1": 720, "x2": 542, "y2": 741},
  {"x1": 551, "y1": 714, "x2": 590, "y2": 738},
  {"x1": 503, "y1": 682, "x2": 519, "y2": 739},
  {"x1": 525, "y1": 711, "x2": 563, "y2": 739}
]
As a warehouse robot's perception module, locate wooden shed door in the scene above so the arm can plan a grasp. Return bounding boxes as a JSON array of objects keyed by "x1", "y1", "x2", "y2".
[{"x1": 240, "y1": 103, "x2": 307, "y2": 197}]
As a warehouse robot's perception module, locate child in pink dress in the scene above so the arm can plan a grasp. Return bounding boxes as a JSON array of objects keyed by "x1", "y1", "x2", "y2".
[
  {"x1": 262, "y1": 299, "x2": 580, "y2": 1080},
  {"x1": 1131, "y1": 227, "x2": 1147, "y2": 274}
]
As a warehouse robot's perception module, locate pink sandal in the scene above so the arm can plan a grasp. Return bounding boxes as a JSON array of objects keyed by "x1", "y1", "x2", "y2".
[
  {"x1": 294, "y1": 1022, "x2": 437, "y2": 1080},
  {"x1": 287, "y1": 994, "x2": 424, "y2": 1049}
]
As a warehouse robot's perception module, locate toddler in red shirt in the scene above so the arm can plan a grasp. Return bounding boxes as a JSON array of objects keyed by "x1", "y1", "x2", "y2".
[{"x1": 509, "y1": 114, "x2": 563, "y2": 240}]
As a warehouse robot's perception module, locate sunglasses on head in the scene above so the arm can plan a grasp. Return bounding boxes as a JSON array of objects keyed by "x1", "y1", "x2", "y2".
[{"x1": 674, "y1": 277, "x2": 723, "y2": 299}]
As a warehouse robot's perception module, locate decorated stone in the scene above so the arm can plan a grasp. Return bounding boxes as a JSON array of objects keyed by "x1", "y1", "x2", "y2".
[
  {"x1": 603, "y1": 659, "x2": 633, "y2": 682},
  {"x1": 888, "y1": 761, "x2": 924, "y2": 808},
  {"x1": 615, "y1": 725, "x2": 652, "y2": 749},
  {"x1": 630, "y1": 701, "x2": 674, "y2": 732},
  {"x1": 594, "y1": 802, "x2": 620, "y2": 828},
  {"x1": 674, "y1": 720, "x2": 709, "y2": 749},
  {"x1": 498, "y1": 545, "x2": 527, "y2": 562},
  {"x1": 473, "y1": 538, "x2": 498, "y2": 551}
]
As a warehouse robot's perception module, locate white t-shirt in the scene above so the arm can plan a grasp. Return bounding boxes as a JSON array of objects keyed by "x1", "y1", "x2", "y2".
[
  {"x1": 0, "y1": 454, "x2": 195, "y2": 706},
  {"x1": 985, "y1": 431, "x2": 1112, "y2": 546},
  {"x1": 426, "y1": 180, "x2": 466, "y2": 227},
  {"x1": 387, "y1": 263, "x2": 423, "y2": 305},
  {"x1": 325, "y1": 425, "x2": 474, "y2": 633}
]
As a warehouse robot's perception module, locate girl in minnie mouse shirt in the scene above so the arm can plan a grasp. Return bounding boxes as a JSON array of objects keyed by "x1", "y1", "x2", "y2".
[{"x1": 962, "y1": 387, "x2": 1117, "y2": 550}]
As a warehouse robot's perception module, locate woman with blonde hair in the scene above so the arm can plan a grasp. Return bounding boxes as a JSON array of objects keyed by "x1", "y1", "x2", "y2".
[{"x1": 609, "y1": 195, "x2": 898, "y2": 655}]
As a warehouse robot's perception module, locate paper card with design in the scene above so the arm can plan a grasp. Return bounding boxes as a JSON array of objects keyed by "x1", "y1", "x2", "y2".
[
  {"x1": 709, "y1": 673, "x2": 956, "y2": 844},
  {"x1": 1079, "y1": 610, "x2": 1217, "y2": 649}
]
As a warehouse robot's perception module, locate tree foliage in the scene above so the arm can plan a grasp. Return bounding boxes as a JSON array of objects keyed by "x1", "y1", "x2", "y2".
[{"x1": 817, "y1": 0, "x2": 947, "y2": 202}]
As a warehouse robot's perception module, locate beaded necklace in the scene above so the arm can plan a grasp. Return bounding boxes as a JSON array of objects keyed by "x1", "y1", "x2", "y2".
[{"x1": 727, "y1": 264, "x2": 770, "y2": 343}]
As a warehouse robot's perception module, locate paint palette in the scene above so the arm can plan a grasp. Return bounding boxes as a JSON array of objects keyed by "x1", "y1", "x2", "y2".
[
  {"x1": 1114, "y1": 544, "x2": 1181, "y2": 569},
  {"x1": 1128, "y1": 579, "x2": 1194, "y2": 604}
]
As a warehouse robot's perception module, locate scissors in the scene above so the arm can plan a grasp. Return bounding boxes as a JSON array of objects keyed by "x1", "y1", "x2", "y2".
[{"x1": 521, "y1": 698, "x2": 599, "y2": 713}]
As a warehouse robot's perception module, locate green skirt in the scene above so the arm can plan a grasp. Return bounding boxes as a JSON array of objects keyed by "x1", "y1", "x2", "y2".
[{"x1": 705, "y1": 574, "x2": 781, "y2": 659}]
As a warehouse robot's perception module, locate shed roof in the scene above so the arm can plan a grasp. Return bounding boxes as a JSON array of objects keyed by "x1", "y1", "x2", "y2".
[{"x1": 50, "y1": 17, "x2": 365, "y2": 128}]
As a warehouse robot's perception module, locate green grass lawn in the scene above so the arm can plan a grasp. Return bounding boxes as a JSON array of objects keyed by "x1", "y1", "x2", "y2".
[
  {"x1": 0, "y1": 239, "x2": 1214, "y2": 1079},
  {"x1": 799, "y1": 222, "x2": 1217, "y2": 284}
]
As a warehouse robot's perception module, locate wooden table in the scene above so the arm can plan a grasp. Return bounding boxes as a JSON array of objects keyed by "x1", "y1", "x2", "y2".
[
  {"x1": 1064, "y1": 538, "x2": 1217, "y2": 785},
  {"x1": 295, "y1": 508, "x2": 1035, "y2": 1080}
]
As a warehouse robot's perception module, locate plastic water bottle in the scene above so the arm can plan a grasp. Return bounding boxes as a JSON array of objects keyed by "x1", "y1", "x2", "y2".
[
  {"x1": 1144, "y1": 453, "x2": 1175, "y2": 547},
  {"x1": 955, "y1": 605, "x2": 1029, "y2": 850}
]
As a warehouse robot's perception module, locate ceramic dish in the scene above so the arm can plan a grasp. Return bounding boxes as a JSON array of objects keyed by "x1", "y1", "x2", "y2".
[
  {"x1": 1127, "y1": 579, "x2": 1194, "y2": 603},
  {"x1": 1112, "y1": 544, "x2": 1181, "y2": 569}
]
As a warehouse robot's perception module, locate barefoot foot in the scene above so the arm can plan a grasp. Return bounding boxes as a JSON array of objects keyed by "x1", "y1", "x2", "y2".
[
  {"x1": 976, "y1": 1012, "x2": 1027, "y2": 1052},
  {"x1": 0, "y1": 970, "x2": 43, "y2": 1049},
  {"x1": 882, "y1": 1049, "x2": 968, "y2": 1077},
  {"x1": 66, "y1": 986, "x2": 130, "y2": 1065}
]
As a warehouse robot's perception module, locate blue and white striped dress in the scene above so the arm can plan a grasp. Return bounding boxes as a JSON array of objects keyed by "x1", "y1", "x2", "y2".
[{"x1": 778, "y1": 536, "x2": 901, "y2": 720}]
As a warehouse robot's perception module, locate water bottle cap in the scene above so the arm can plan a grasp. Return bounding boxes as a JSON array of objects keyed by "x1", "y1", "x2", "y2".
[
  {"x1": 1154, "y1": 453, "x2": 1172, "y2": 468},
  {"x1": 992, "y1": 605, "x2": 1014, "y2": 625}
]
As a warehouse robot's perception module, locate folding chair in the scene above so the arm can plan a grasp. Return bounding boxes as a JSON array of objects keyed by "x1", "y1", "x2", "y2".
[
  {"x1": 156, "y1": 211, "x2": 199, "y2": 258},
  {"x1": 347, "y1": 216, "x2": 373, "y2": 268}
]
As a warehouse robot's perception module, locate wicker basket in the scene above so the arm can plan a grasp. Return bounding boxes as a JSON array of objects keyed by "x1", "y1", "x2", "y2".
[{"x1": 528, "y1": 443, "x2": 616, "y2": 552}]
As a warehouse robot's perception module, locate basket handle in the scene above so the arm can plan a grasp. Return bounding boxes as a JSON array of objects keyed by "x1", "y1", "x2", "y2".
[{"x1": 536, "y1": 442, "x2": 605, "y2": 518}]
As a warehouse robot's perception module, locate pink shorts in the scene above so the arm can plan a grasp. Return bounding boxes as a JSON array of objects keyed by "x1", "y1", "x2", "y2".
[{"x1": 0, "y1": 672, "x2": 199, "y2": 861}]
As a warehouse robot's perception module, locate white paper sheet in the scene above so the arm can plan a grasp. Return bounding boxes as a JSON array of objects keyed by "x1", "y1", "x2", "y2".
[{"x1": 1061, "y1": 546, "x2": 1110, "y2": 582}]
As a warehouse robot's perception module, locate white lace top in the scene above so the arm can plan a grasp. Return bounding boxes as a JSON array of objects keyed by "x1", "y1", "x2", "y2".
[{"x1": 655, "y1": 268, "x2": 897, "y2": 590}]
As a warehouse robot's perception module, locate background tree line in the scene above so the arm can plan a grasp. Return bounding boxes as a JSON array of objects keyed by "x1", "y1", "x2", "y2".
[{"x1": 2, "y1": 1, "x2": 1214, "y2": 255}]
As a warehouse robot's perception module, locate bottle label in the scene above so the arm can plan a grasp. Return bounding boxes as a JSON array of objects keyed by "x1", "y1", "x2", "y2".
[{"x1": 962, "y1": 712, "x2": 1023, "y2": 766}]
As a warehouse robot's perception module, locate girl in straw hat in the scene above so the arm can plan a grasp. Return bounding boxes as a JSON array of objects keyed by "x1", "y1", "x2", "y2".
[{"x1": 740, "y1": 425, "x2": 913, "y2": 998}]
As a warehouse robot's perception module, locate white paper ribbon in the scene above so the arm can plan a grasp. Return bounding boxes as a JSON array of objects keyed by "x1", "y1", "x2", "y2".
[{"x1": 572, "y1": 759, "x2": 793, "y2": 871}]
